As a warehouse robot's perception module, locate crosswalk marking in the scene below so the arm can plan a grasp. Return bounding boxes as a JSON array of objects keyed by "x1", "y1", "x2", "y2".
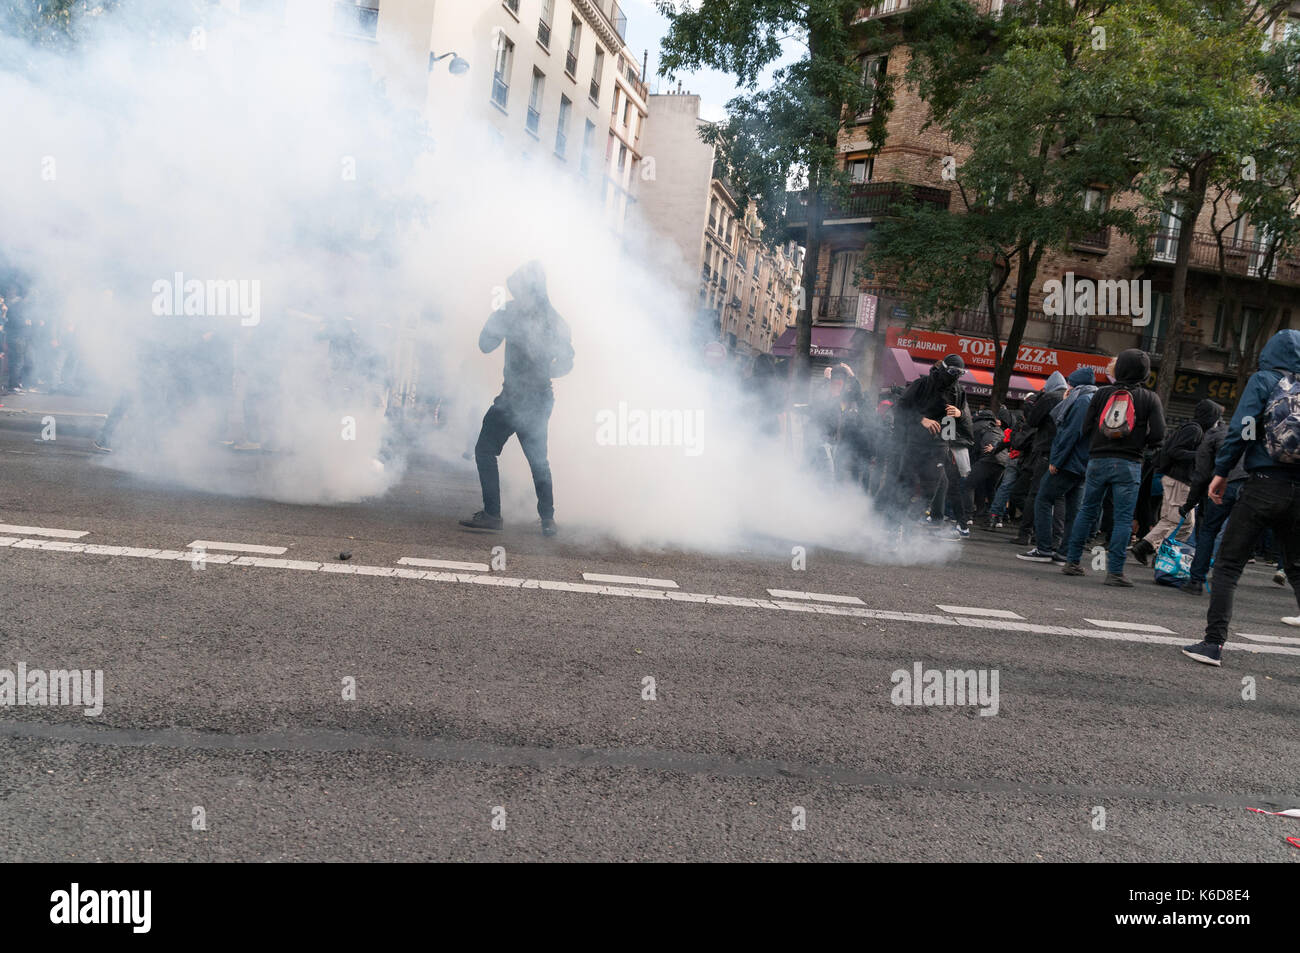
[
  {"x1": 583, "y1": 572, "x2": 679, "y2": 589},
  {"x1": 767, "y1": 589, "x2": 865, "y2": 605},
  {"x1": 937, "y1": 605, "x2": 1025, "y2": 619},
  {"x1": 188, "y1": 540, "x2": 288, "y2": 555},
  {"x1": 399, "y1": 557, "x2": 490, "y2": 572},
  {"x1": 1237, "y1": 632, "x2": 1300, "y2": 646},
  {"x1": 1085, "y1": 619, "x2": 1175, "y2": 634},
  {"x1": 0, "y1": 523, "x2": 88, "y2": 539}
]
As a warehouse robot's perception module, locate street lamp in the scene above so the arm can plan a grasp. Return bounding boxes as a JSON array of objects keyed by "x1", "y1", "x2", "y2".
[{"x1": 429, "y1": 51, "x2": 469, "y2": 75}]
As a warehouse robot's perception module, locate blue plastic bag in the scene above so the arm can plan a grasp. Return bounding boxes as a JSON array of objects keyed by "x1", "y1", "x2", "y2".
[{"x1": 1153, "y1": 517, "x2": 1195, "y2": 585}]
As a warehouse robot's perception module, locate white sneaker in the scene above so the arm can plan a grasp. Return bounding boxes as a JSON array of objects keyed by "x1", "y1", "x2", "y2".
[
  {"x1": 1282, "y1": 616, "x2": 1300, "y2": 627},
  {"x1": 1273, "y1": 571, "x2": 1287, "y2": 586}
]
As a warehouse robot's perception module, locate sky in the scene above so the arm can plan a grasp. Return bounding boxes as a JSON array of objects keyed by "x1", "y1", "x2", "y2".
[{"x1": 620, "y1": 0, "x2": 802, "y2": 122}]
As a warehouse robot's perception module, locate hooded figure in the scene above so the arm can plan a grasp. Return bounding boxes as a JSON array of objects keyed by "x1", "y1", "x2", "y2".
[
  {"x1": 1185, "y1": 330, "x2": 1300, "y2": 664},
  {"x1": 459, "y1": 261, "x2": 575, "y2": 536}
]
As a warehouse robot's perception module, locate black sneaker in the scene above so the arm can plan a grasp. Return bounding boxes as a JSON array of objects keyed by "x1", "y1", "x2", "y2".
[
  {"x1": 1178, "y1": 580, "x2": 1203, "y2": 596},
  {"x1": 1104, "y1": 573, "x2": 1134, "y2": 588},
  {"x1": 1007, "y1": 535, "x2": 1031, "y2": 546},
  {"x1": 1060, "y1": 563, "x2": 1084, "y2": 576},
  {"x1": 1129, "y1": 542, "x2": 1151, "y2": 566},
  {"x1": 458, "y1": 511, "x2": 503, "y2": 531},
  {"x1": 1180, "y1": 641, "x2": 1222, "y2": 667},
  {"x1": 1050, "y1": 552, "x2": 1068, "y2": 564},
  {"x1": 1016, "y1": 547, "x2": 1055, "y2": 563},
  {"x1": 540, "y1": 518, "x2": 557, "y2": 537}
]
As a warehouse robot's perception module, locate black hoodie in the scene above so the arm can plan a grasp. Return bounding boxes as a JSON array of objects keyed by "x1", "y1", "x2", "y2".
[
  {"x1": 898, "y1": 362, "x2": 972, "y2": 448},
  {"x1": 1080, "y1": 349, "x2": 1166, "y2": 462},
  {"x1": 1156, "y1": 398, "x2": 1220, "y2": 483}
]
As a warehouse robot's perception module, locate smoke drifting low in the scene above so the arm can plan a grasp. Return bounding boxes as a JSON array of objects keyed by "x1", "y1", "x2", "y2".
[{"x1": 0, "y1": 2, "x2": 944, "y2": 562}]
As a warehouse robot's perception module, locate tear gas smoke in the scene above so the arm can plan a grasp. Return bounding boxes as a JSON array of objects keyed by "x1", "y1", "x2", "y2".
[{"x1": 0, "y1": 2, "x2": 947, "y2": 564}]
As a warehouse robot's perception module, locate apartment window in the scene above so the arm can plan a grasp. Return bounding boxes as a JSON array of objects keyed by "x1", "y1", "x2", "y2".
[
  {"x1": 848, "y1": 156, "x2": 874, "y2": 184},
  {"x1": 830, "y1": 251, "x2": 862, "y2": 300},
  {"x1": 617, "y1": 143, "x2": 628, "y2": 175},
  {"x1": 503, "y1": 0, "x2": 519, "y2": 16},
  {"x1": 555, "y1": 95, "x2": 571, "y2": 158},
  {"x1": 858, "y1": 54, "x2": 887, "y2": 120},
  {"x1": 491, "y1": 34, "x2": 514, "y2": 110},
  {"x1": 580, "y1": 120, "x2": 596, "y2": 176},
  {"x1": 566, "y1": 18, "x2": 581, "y2": 78},
  {"x1": 590, "y1": 47, "x2": 605, "y2": 104},
  {"x1": 332, "y1": 0, "x2": 379, "y2": 39},
  {"x1": 1154, "y1": 199, "x2": 1183, "y2": 261},
  {"x1": 709, "y1": 198, "x2": 718, "y2": 232},
  {"x1": 526, "y1": 70, "x2": 545, "y2": 137},
  {"x1": 1082, "y1": 187, "x2": 1108, "y2": 214},
  {"x1": 538, "y1": 0, "x2": 554, "y2": 48}
]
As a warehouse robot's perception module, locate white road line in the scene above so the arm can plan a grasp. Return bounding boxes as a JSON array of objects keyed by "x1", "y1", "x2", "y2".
[
  {"x1": 0, "y1": 523, "x2": 88, "y2": 539},
  {"x1": 398, "y1": 557, "x2": 489, "y2": 572},
  {"x1": 1238, "y1": 632, "x2": 1300, "y2": 646},
  {"x1": 0, "y1": 537, "x2": 19, "y2": 547},
  {"x1": 188, "y1": 540, "x2": 288, "y2": 555},
  {"x1": 767, "y1": 589, "x2": 865, "y2": 605},
  {"x1": 1085, "y1": 619, "x2": 1175, "y2": 634},
  {"x1": 937, "y1": 605, "x2": 1025, "y2": 620},
  {"x1": 583, "y1": 572, "x2": 679, "y2": 589},
  {"x1": 7, "y1": 539, "x2": 1300, "y2": 657}
]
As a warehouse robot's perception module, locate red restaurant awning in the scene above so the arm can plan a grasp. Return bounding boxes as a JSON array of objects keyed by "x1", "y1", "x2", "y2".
[{"x1": 772, "y1": 325, "x2": 869, "y2": 359}]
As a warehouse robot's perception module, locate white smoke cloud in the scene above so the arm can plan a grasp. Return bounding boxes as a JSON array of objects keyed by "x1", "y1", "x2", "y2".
[{"x1": 0, "y1": 1, "x2": 948, "y2": 563}]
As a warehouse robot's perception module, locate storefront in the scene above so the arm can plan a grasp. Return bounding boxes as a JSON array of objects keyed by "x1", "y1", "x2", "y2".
[
  {"x1": 878, "y1": 326, "x2": 1113, "y2": 404},
  {"x1": 772, "y1": 324, "x2": 871, "y2": 365}
]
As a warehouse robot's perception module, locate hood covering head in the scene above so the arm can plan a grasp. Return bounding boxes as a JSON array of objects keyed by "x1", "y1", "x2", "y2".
[
  {"x1": 1043, "y1": 370, "x2": 1068, "y2": 394},
  {"x1": 974, "y1": 409, "x2": 996, "y2": 422},
  {"x1": 507, "y1": 260, "x2": 549, "y2": 306},
  {"x1": 1194, "y1": 399, "x2": 1223, "y2": 430},
  {"x1": 1113, "y1": 348, "x2": 1151, "y2": 385},
  {"x1": 1067, "y1": 367, "x2": 1095, "y2": 387},
  {"x1": 1259, "y1": 329, "x2": 1300, "y2": 374},
  {"x1": 930, "y1": 353, "x2": 965, "y2": 383}
]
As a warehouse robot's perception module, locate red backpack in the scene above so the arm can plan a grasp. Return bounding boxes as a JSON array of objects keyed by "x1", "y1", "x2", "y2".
[{"x1": 1098, "y1": 387, "x2": 1136, "y2": 439}]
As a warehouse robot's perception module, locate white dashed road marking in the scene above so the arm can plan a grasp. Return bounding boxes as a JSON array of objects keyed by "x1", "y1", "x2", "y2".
[
  {"x1": 582, "y1": 572, "x2": 679, "y2": 589},
  {"x1": 1085, "y1": 619, "x2": 1175, "y2": 634},
  {"x1": 1237, "y1": 632, "x2": 1300, "y2": 646},
  {"x1": 937, "y1": 605, "x2": 1025, "y2": 620},
  {"x1": 0, "y1": 523, "x2": 88, "y2": 539},
  {"x1": 188, "y1": 540, "x2": 288, "y2": 555},
  {"x1": 767, "y1": 589, "x2": 866, "y2": 605},
  {"x1": 4, "y1": 532, "x2": 1300, "y2": 658},
  {"x1": 398, "y1": 557, "x2": 490, "y2": 572}
]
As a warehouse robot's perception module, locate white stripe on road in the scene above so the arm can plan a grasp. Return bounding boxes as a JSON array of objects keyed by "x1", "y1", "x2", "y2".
[
  {"x1": 937, "y1": 605, "x2": 1025, "y2": 620},
  {"x1": 0, "y1": 523, "x2": 88, "y2": 539},
  {"x1": 0, "y1": 537, "x2": 19, "y2": 547},
  {"x1": 188, "y1": 540, "x2": 288, "y2": 555},
  {"x1": 583, "y1": 572, "x2": 679, "y2": 589},
  {"x1": 767, "y1": 589, "x2": 865, "y2": 605},
  {"x1": 1085, "y1": 619, "x2": 1176, "y2": 634},
  {"x1": 1237, "y1": 632, "x2": 1300, "y2": 646},
  {"x1": 398, "y1": 557, "x2": 490, "y2": 572},
  {"x1": 6, "y1": 536, "x2": 1300, "y2": 658}
]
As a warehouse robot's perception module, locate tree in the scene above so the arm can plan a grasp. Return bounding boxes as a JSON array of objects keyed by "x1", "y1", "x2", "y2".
[
  {"x1": 655, "y1": 0, "x2": 892, "y2": 389},
  {"x1": 869, "y1": 0, "x2": 1147, "y2": 410}
]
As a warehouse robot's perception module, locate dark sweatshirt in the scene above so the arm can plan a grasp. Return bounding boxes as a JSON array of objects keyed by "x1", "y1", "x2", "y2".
[{"x1": 1080, "y1": 348, "x2": 1166, "y2": 462}]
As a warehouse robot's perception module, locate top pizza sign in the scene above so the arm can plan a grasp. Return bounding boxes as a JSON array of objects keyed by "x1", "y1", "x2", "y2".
[{"x1": 885, "y1": 326, "x2": 1112, "y2": 381}]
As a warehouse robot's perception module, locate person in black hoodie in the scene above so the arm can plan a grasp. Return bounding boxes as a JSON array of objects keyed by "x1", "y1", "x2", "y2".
[
  {"x1": 1129, "y1": 399, "x2": 1219, "y2": 564},
  {"x1": 1176, "y1": 400, "x2": 1244, "y2": 595},
  {"x1": 968, "y1": 409, "x2": 1006, "y2": 519},
  {"x1": 1059, "y1": 348, "x2": 1166, "y2": 585},
  {"x1": 1011, "y1": 370, "x2": 1069, "y2": 546},
  {"x1": 889, "y1": 354, "x2": 970, "y2": 536}
]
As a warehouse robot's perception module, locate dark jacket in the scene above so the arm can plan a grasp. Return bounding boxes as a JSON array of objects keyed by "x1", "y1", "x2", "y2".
[
  {"x1": 1157, "y1": 399, "x2": 1220, "y2": 484},
  {"x1": 1186, "y1": 414, "x2": 1247, "y2": 509},
  {"x1": 480, "y1": 263, "x2": 574, "y2": 405},
  {"x1": 1081, "y1": 348, "x2": 1166, "y2": 462},
  {"x1": 972, "y1": 410, "x2": 1002, "y2": 457},
  {"x1": 1048, "y1": 368, "x2": 1099, "y2": 476},
  {"x1": 1024, "y1": 370, "x2": 1068, "y2": 458},
  {"x1": 898, "y1": 364, "x2": 972, "y2": 448},
  {"x1": 1216, "y1": 329, "x2": 1300, "y2": 479}
]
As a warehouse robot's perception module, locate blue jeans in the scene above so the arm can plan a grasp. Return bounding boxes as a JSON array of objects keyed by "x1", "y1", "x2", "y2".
[
  {"x1": 1035, "y1": 468, "x2": 1084, "y2": 554},
  {"x1": 1064, "y1": 457, "x2": 1143, "y2": 573},
  {"x1": 1187, "y1": 481, "x2": 1241, "y2": 586},
  {"x1": 990, "y1": 459, "x2": 1019, "y2": 516}
]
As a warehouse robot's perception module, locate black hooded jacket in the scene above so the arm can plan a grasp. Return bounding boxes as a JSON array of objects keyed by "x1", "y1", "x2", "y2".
[
  {"x1": 898, "y1": 363, "x2": 973, "y2": 449},
  {"x1": 1157, "y1": 398, "x2": 1220, "y2": 484},
  {"x1": 1080, "y1": 349, "x2": 1166, "y2": 461}
]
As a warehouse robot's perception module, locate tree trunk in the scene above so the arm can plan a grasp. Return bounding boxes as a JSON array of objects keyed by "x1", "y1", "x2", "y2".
[
  {"x1": 992, "y1": 244, "x2": 1041, "y2": 409},
  {"x1": 792, "y1": 187, "x2": 822, "y2": 404},
  {"x1": 1155, "y1": 161, "x2": 1211, "y2": 410}
]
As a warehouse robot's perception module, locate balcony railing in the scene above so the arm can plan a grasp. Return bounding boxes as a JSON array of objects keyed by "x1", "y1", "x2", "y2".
[
  {"x1": 565, "y1": 50, "x2": 578, "y2": 77},
  {"x1": 526, "y1": 106, "x2": 541, "y2": 136},
  {"x1": 786, "y1": 182, "x2": 952, "y2": 224},
  {"x1": 861, "y1": 0, "x2": 913, "y2": 20},
  {"x1": 818, "y1": 296, "x2": 860, "y2": 322},
  {"x1": 1147, "y1": 230, "x2": 1300, "y2": 285},
  {"x1": 590, "y1": 79, "x2": 601, "y2": 103},
  {"x1": 332, "y1": 1, "x2": 378, "y2": 38},
  {"x1": 1048, "y1": 314, "x2": 1099, "y2": 350},
  {"x1": 587, "y1": 0, "x2": 627, "y2": 40},
  {"x1": 538, "y1": 19, "x2": 551, "y2": 48},
  {"x1": 1071, "y1": 227, "x2": 1110, "y2": 251}
]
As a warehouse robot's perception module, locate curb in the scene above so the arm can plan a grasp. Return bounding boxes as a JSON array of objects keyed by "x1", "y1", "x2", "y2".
[{"x1": 0, "y1": 409, "x2": 107, "y2": 439}]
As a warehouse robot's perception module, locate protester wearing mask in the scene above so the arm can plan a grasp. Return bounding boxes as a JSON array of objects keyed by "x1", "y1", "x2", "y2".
[
  {"x1": 1018, "y1": 367, "x2": 1097, "y2": 563},
  {"x1": 890, "y1": 354, "x2": 969, "y2": 537}
]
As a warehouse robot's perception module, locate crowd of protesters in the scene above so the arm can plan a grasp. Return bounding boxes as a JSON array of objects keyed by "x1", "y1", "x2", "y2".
[
  {"x1": 0, "y1": 288, "x2": 82, "y2": 395},
  {"x1": 790, "y1": 329, "x2": 1300, "y2": 668}
]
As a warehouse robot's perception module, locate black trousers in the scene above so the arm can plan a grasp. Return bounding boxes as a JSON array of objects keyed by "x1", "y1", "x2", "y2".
[
  {"x1": 1206, "y1": 472, "x2": 1300, "y2": 646},
  {"x1": 474, "y1": 396, "x2": 555, "y2": 520},
  {"x1": 1018, "y1": 454, "x2": 1051, "y2": 536},
  {"x1": 890, "y1": 443, "x2": 945, "y2": 522},
  {"x1": 968, "y1": 457, "x2": 1004, "y2": 515}
]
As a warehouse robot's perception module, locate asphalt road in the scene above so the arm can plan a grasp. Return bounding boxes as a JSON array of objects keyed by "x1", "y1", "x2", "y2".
[{"x1": 2, "y1": 419, "x2": 1299, "y2": 862}]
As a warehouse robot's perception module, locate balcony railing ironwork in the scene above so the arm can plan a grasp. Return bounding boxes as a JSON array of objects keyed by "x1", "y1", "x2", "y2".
[
  {"x1": 787, "y1": 182, "x2": 951, "y2": 224},
  {"x1": 1147, "y1": 230, "x2": 1300, "y2": 285}
]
